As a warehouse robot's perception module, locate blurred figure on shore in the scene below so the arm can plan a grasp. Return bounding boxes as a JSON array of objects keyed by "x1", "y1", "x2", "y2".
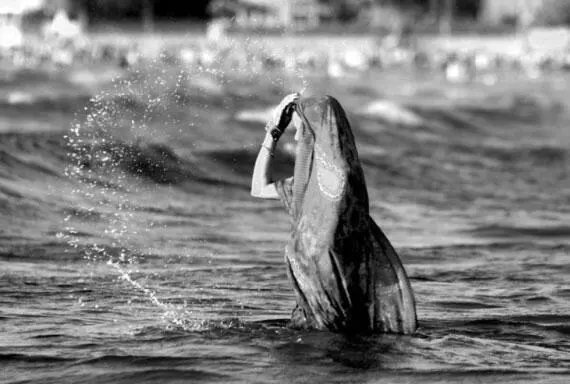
[
  {"x1": 0, "y1": 13, "x2": 23, "y2": 50},
  {"x1": 206, "y1": 18, "x2": 231, "y2": 44},
  {"x1": 42, "y1": 8, "x2": 86, "y2": 46}
]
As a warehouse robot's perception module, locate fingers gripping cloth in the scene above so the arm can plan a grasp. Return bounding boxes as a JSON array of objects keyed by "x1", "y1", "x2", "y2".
[{"x1": 267, "y1": 102, "x2": 296, "y2": 141}]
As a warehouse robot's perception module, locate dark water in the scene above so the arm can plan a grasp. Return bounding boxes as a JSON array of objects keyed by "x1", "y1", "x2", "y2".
[{"x1": 1, "y1": 61, "x2": 569, "y2": 384}]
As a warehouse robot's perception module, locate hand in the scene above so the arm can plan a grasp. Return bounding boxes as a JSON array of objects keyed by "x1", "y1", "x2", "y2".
[{"x1": 266, "y1": 93, "x2": 300, "y2": 140}]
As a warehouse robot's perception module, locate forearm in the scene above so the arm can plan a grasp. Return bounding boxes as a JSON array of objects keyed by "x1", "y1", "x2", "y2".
[
  {"x1": 251, "y1": 133, "x2": 277, "y2": 196},
  {"x1": 251, "y1": 92, "x2": 298, "y2": 198}
]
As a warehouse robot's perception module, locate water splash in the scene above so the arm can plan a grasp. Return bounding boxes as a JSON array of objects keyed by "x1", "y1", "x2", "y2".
[
  {"x1": 106, "y1": 259, "x2": 217, "y2": 331},
  {"x1": 61, "y1": 35, "x2": 313, "y2": 329}
]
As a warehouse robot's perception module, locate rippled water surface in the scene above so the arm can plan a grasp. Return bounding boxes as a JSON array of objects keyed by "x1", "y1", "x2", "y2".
[{"x1": 1, "y1": 58, "x2": 569, "y2": 384}]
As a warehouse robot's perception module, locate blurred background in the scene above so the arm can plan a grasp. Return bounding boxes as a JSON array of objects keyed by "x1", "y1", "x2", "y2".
[
  {"x1": 2, "y1": 0, "x2": 570, "y2": 73},
  {"x1": 1, "y1": 1, "x2": 569, "y2": 383},
  {"x1": 0, "y1": 0, "x2": 560, "y2": 35}
]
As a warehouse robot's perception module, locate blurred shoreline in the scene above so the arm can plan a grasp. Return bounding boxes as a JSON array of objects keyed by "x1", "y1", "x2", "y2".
[
  {"x1": 31, "y1": 27, "x2": 530, "y2": 56},
  {"x1": 1, "y1": 22, "x2": 567, "y2": 92}
]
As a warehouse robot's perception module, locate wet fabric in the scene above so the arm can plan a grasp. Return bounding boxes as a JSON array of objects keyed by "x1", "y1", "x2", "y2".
[{"x1": 274, "y1": 96, "x2": 417, "y2": 334}]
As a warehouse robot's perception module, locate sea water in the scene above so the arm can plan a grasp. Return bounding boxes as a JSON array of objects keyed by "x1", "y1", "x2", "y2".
[{"x1": 1, "y1": 47, "x2": 569, "y2": 384}]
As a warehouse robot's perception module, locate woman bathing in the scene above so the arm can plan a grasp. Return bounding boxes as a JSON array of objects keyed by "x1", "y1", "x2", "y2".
[{"x1": 251, "y1": 94, "x2": 417, "y2": 334}]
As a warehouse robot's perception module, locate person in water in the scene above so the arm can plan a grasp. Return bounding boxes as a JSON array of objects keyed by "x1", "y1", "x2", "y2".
[{"x1": 251, "y1": 94, "x2": 417, "y2": 334}]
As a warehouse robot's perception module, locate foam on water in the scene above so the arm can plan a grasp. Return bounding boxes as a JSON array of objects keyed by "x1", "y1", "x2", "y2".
[{"x1": 357, "y1": 99, "x2": 424, "y2": 126}]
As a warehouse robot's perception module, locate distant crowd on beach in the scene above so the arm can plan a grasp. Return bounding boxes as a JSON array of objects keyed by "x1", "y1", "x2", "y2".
[{"x1": 1, "y1": 11, "x2": 570, "y2": 84}]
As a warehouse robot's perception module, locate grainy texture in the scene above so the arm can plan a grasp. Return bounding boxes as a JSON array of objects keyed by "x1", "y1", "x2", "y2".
[{"x1": 1, "y1": 38, "x2": 569, "y2": 383}]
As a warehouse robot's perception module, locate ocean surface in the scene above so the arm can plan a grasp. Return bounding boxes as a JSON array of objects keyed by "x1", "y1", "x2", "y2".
[{"x1": 1, "y1": 57, "x2": 569, "y2": 384}]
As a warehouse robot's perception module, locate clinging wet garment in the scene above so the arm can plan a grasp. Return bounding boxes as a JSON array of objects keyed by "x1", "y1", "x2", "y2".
[{"x1": 275, "y1": 96, "x2": 417, "y2": 334}]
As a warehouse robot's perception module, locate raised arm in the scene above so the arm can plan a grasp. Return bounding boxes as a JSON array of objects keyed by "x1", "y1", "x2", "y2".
[
  {"x1": 251, "y1": 93, "x2": 299, "y2": 199},
  {"x1": 251, "y1": 132, "x2": 279, "y2": 199}
]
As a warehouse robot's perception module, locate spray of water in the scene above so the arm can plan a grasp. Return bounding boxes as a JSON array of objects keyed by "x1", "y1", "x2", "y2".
[{"x1": 62, "y1": 34, "x2": 318, "y2": 331}]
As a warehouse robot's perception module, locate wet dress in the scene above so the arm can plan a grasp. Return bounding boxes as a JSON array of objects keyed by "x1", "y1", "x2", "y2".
[{"x1": 274, "y1": 96, "x2": 417, "y2": 334}]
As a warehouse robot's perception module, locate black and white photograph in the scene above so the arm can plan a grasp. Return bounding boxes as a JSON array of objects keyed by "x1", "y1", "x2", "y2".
[{"x1": 1, "y1": 0, "x2": 568, "y2": 383}]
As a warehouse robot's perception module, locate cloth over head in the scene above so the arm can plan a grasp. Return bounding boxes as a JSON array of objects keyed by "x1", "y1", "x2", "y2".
[{"x1": 275, "y1": 95, "x2": 417, "y2": 334}]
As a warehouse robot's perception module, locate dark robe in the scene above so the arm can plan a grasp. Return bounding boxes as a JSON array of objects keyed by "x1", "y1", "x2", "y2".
[{"x1": 275, "y1": 96, "x2": 417, "y2": 334}]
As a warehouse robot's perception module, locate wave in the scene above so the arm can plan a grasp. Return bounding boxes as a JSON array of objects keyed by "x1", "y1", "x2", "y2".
[
  {"x1": 2, "y1": 70, "x2": 566, "y2": 188},
  {"x1": 0, "y1": 131, "x2": 253, "y2": 189},
  {"x1": 0, "y1": 64, "x2": 568, "y2": 261},
  {"x1": 0, "y1": 94, "x2": 92, "y2": 114},
  {"x1": 0, "y1": 353, "x2": 72, "y2": 363},
  {"x1": 9, "y1": 367, "x2": 228, "y2": 384},
  {"x1": 357, "y1": 100, "x2": 424, "y2": 127},
  {"x1": 470, "y1": 224, "x2": 570, "y2": 239},
  {"x1": 426, "y1": 314, "x2": 570, "y2": 341},
  {"x1": 78, "y1": 141, "x2": 200, "y2": 185},
  {"x1": 473, "y1": 144, "x2": 567, "y2": 166},
  {"x1": 198, "y1": 147, "x2": 294, "y2": 183}
]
